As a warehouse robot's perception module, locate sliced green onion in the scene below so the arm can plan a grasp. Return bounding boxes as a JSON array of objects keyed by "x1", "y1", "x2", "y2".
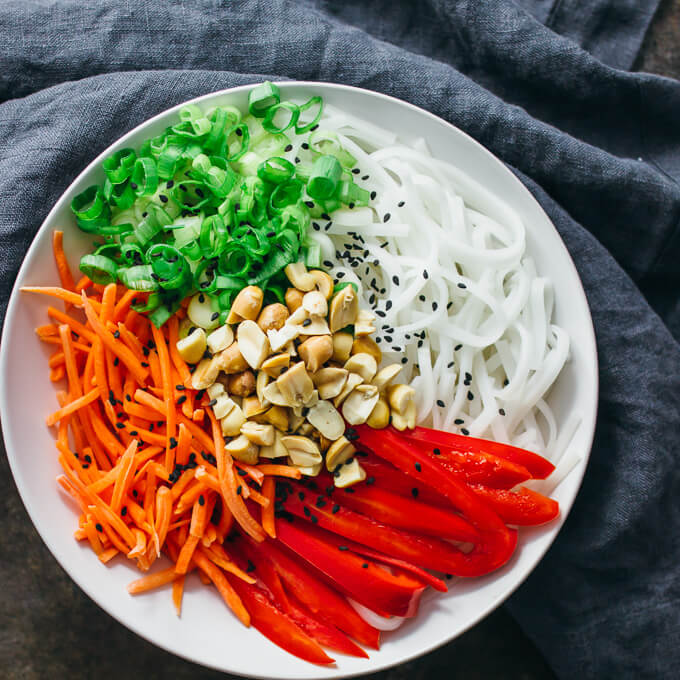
[
  {"x1": 257, "y1": 157, "x2": 295, "y2": 185},
  {"x1": 71, "y1": 186, "x2": 110, "y2": 232},
  {"x1": 132, "y1": 290, "x2": 162, "y2": 311},
  {"x1": 336, "y1": 179, "x2": 370, "y2": 207},
  {"x1": 304, "y1": 242, "x2": 322, "y2": 269},
  {"x1": 118, "y1": 265, "x2": 159, "y2": 291},
  {"x1": 307, "y1": 155, "x2": 342, "y2": 200},
  {"x1": 262, "y1": 102, "x2": 299, "y2": 134},
  {"x1": 309, "y1": 130, "x2": 356, "y2": 168},
  {"x1": 199, "y1": 214, "x2": 229, "y2": 258},
  {"x1": 102, "y1": 148, "x2": 137, "y2": 185},
  {"x1": 131, "y1": 157, "x2": 159, "y2": 197},
  {"x1": 147, "y1": 243, "x2": 190, "y2": 290},
  {"x1": 149, "y1": 302, "x2": 178, "y2": 328},
  {"x1": 225, "y1": 124, "x2": 250, "y2": 161},
  {"x1": 248, "y1": 81, "x2": 280, "y2": 118},
  {"x1": 79, "y1": 254, "x2": 118, "y2": 284},
  {"x1": 120, "y1": 243, "x2": 146, "y2": 266},
  {"x1": 268, "y1": 179, "x2": 304, "y2": 214},
  {"x1": 295, "y1": 96, "x2": 323, "y2": 134}
]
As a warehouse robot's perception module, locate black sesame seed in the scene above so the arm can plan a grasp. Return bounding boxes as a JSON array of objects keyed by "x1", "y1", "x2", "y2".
[
  {"x1": 383, "y1": 213, "x2": 391, "y2": 222},
  {"x1": 95, "y1": 523, "x2": 103, "y2": 532},
  {"x1": 411, "y1": 487, "x2": 419, "y2": 498},
  {"x1": 504, "y1": 378, "x2": 510, "y2": 386},
  {"x1": 457, "y1": 282, "x2": 467, "y2": 289},
  {"x1": 246, "y1": 560, "x2": 256, "y2": 573},
  {"x1": 113, "y1": 356, "x2": 120, "y2": 367},
  {"x1": 207, "y1": 398, "x2": 217, "y2": 407},
  {"x1": 432, "y1": 302, "x2": 438, "y2": 311},
  {"x1": 454, "y1": 418, "x2": 465, "y2": 425},
  {"x1": 385, "y1": 300, "x2": 393, "y2": 311},
  {"x1": 177, "y1": 395, "x2": 187, "y2": 405},
  {"x1": 121, "y1": 506, "x2": 128, "y2": 516},
  {"x1": 235, "y1": 127, "x2": 243, "y2": 136},
  {"x1": 398, "y1": 200, "x2": 405, "y2": 207},
  {"x1": 419, "y1": 295, "x2": 426, "y2": 302},
  {"x1": 366, "y1": 477, "x2": 375, "y2": 485},
  {"x1": 132, "y1": 489, "x2": 138, "y2": 497},
  {"x1": 169, "y1": 437, "x2": 178, "y2": 449},
  {"x1": 401, "y1": 357, "x2": 408, "y2": 364},
  {"x1": 433, "y1": 448, "x2": 441, "y2": 456},
  {"x1": 461, "y1": 428, "x2": 470, "y2": 435},
  {"x1": 210, "y1": 312, "x2": 219, "y2": 321},
  {"x1": 115, "y1": 422, "x2": 125, "y2": 429},
  {"x1": 447, "y1": 361, "x2": 454, "y2": 368},
  {"x1": 370, "y1": 191, "x2": 377, "y2": 200},
  {"x1": 455, "y1": 344, "x2": 463, "y2": 351},
  {"x1": 159, "y1": 194, "x2": 168, "y2": 203},
  {"x1": 499, "y1": 408, "x2": 506, "y2": 416},
  {"x1": 176, "y1": 384, "x2": 185, "y2": 391},
  {"x1": 352, "y1": 168, "x2": 360, "y2": 175},
  {"x1": 166, "y1": 180, "x2": 174, "y2": 189},
  {"x1": 284, "y1": 144, "x2": 293, "y2": 152},
  {"x1": 392, "y1": 275, "x2": 400, "y2": 285},
  {"x1": 298, "y1": 491, "x2": 305, "y2": 501},
  {"x1": 376, "y1": 310, "x2": 386, "y2": 318},
  {"x1": 198, "y1": 494, "x2": 205, "y2": 506},
  {"x1": 362, "y1": 563, "x2": 369, "y2": 568},
  {"x1": 302, "y1": 318, "x2": 312, "y2": 327},
  {"x1": 129, "y1": 430, "x2": 138, "y2": 436},
  {"x1": 436, "y1": 399, "x2": 445, "y2": 407},
  {"x1": 338, "y1": 545, "x2": 349, "y2": 551},
  {"x1": 332, "y1": 504, "x2": 340, "y2": 514},
  {"x1": 362, "y1": 175, "x2": 369, "y2": 180},
  {"x1": 130, "y1": 182, "x2": 138, "y2": 190},
  {"x1": 414, "y1": 462, "x2": 422, "y2": 472},
  {"x1": 236, "y1": 485, "x2": 242, "y2": 496},
  {"x1": 417, "y1": 340, "x2": 423, "y2": 348},
  {"x1": 113, "y1": 330, "x2": 120, "y2": 339}
]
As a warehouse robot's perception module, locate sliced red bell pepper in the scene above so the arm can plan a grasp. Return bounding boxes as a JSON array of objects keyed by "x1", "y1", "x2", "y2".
[
  {"x1": 360, "y1": 456, "x2": 449, "y2": 507},
  {"x1": 236, "y1": 537, "x2": 291, "y2": 613},
  {"x1": 354, "y1": 425, "x2": 517, "y2": 576},
  {"x1": 285, "y1": 593, "x2": 369, "y2": 658},
  {"x1": 224, "y1": 571, "x2": 334, "y2": 665},
  {"x1": 276, "y1": 518, "x2": 425, "y2": 618},
  {"x1": 321, "y1": 473, "x2": 479, "y2": 541},
  {"x1": 325, "y1": 536, "x2": 448, "y2": 592},
  {"x1": 245, "y1": 537, "x2": 381, "y2": 649},
  {"x1": 468, "y1": 485, "x2": 559, "y2": 526},
  {"x1": 281, "y1": 480, "x2": 479, "y2": 575},
  {"x1": 401, "y1": 425, "x2": 555, "y2": 479},
  {"x1": 236, "y1": 536, "x2": 368, "y2": 658},
  {"x1": 415, "y1": 447, "x2": 531, "y2": 488}
]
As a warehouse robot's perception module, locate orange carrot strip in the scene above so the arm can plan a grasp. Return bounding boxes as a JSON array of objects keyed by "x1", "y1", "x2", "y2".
[
  {"x1": 234, "y1": 462, "x2": 265, "y2": 486},
  {"x1": 133, "y1": 388, "x2": 165, "y2": 413},
  {"x1": 167, "y1": 518, "x2": 191, "y2": 532},
  {"x1": 110, "y1": 440, "x2": 139, "y2": 513},
  {"x1": 75, "y1": 275, "x2": 93, "y2": 293},
  {"x1": 116, "y1": 322, "x2": 146, "y2": 363},
  {"x1": 81, "y1": 293, "x2": 149, "y2": 385},
  {"x1": 167, "y1": 316, "x2": 192, "y2": 387},
  {"x1": 175, "y1": 534, "x2": 200, "y2": 575},
  {"x1": 172, "y1": 574, "x2": 185, "y2": 616},
  {"x1": 23, "y1": 286, "x2": 103, "y2": 312},
  {"x1": 98, "y1": 547, "x2": 119, "y2": 563},
  {"x1": 193, "y1": 548, "x2": 250, "y2": 627},
  {"x1": 215, "y1": 502, "x2": 234, "y2": 543},
  {"x1": 261, "y1": 476, "x2": 276, "y2": 539},
  {"x1": 209, "y1": 411, "x2": 265, "y2": 542},
  {"x1": 52, "y1": 231, "x2": 76, "y2": 294},
  {"x1": 42, "y1": 336, "x2": 92, "y2": 351},
  {"x1": 46, "y1": 387, "x2": 100, "y2": 426},
  {"x1": 206, "y1": 544, "x2": 256, "y2": 584},
  {"x1": 175, "y1": 423, "x2": 191, "y2": 467},
  {"x1": 192, "y1": 408, "x2": 205, "y2": 422},
  {"x1": 113, "y1": 288, "x2": 139, "y2": 323},
  {"x1": 245, "y1": 485, "x2": 268, "y2": 507},
  {"x1": 152, "y1": 322, "x2": 176, "y2": 472},
  {"x1": 255, "y1": 464, "x2": 302, "y2": 480},
  {"x1": 170, "y1": 468, "x2": 196, "y2": 502},
  {"x1": 123, "y1": 402, "x2": 160, "y2": 421},
  {"x1": 127, "y1": 566, "x2": 177, "y2": 594},
  {"x1": 100, "y1": 283, "x2": 117, "y2": 324},
  {"x1": 189, "y1": 492, "x2": 211, "y2": 539},
  {"x1": 147, "y1": 351, "x2": 163, "y2": 391},
  {"x1": 58, "y1": 324, "x2": 82, "y2": 398},
  {"x1": 37, "y1": 323, "x2": 59, "y2": 338},
  {"x1": 88, "y1": 407, "x2": 123, "y2": 460},
  {"x1": 50, "y1": 365, "x2": 65, "y2": 382},
  {"x1": 153, "y1": 486, "x2": 173, "y2": 557},
  {"x1": 47, "y1": 306, "x2": 97, "y2": 343},
  {"x1": 176, "y1": 482, "x2": 208, "y2": 516},
  {"x1": 83, "y1": 515, "x2": 104, "y2": 556}
]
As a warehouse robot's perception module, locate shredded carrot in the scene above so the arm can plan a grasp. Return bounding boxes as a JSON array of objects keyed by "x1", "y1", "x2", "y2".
[
  {"x1": 113, "y1": 288, "x2": 140, "y2": 323},
  {"x1": 261, "y1": 477, "x2": 276, "y2": 539},
  {"x1": 50, "y1": 365, "x2": 66, "y2": 382},
  {"x1": 255, "y1": 464, "x2": 302, "y2": 480},
  {"x1": 23, "y1": 286, "x2": 103, "y2": 312},
  {"x1": 75, "y1": 275, "x2": 93, "y2": 293},
  {"x1": 46, "y1": 387, "x2": 100, "y2": 426},
  {"x1": 167, "y1": 316, "x2": 192, "y2": 387},
  {"x1": 127, "y1": 566, "x2": 178, "y2": 594},
  {"x1": 193, "y1": 548, "x2": 251, "y2": 627},
  {"x1": 175, "y1": 423, "x2": 192, "y2": 467}
]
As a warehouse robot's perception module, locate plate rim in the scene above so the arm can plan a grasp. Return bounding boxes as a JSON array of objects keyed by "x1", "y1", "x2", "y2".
[{"x1": 0, "y1": 80, "x2": 599, "y2": 679}]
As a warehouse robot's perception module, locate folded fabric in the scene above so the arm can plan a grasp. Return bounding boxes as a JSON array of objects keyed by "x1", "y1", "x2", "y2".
[{"x1": 0, "y1": 2, "x2": 678, "y2": 678}]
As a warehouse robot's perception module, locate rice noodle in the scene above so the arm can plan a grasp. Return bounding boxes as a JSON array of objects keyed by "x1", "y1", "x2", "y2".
[{"x1": 315, "y1": 110, "x2": 572, "y2": 461}]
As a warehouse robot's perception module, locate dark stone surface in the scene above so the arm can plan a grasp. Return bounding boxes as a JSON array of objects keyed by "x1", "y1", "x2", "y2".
[{"x1": 1, "y1": 2, "x2": 678, "y2": 678}]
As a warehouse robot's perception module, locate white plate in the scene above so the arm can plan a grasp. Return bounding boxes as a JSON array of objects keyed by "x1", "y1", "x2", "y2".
[{"x1": 0, "y1": 82, "x2": 598, "y2": 679}]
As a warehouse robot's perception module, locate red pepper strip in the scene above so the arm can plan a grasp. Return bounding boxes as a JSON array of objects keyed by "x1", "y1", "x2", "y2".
[
  {"x1": 236, "y1": 537, "x2": 291, "y2": 613},
  {"x1": 360, "y1": 456, "x2": 449, "y2": 508},
  {"x1": 276, "y1": 519, "x2": 425, "y2": 618},
  {"x1": 408, "y1": 444, "x2": 532, "y2": 488},
  {"x1": 285, "y1": 593, "x2": 369, "y2": 659},
  {"x1": 282, "y1": 480, "x2": 476, "y2": 575},
  {"x1": 245, "y1": 538, "x2": 380, "y2": 649},
  {"x1": 321, "y1": 473, "x2": 479, "y2": 541},
  {"x1": 468, "y1": 485, "x2": 559, "y2": 526},
  {"x1": 401, "y1": 425, "x2": 555, "y2": 479},
  {"x1": 355, "y1": 426, "x2": 518, "y2": 577},
  {"x1": 224, "y1": 572, "x2": 334, "y2": 665},
  {"x1": 323, "y1": 536, "x2": 448, "y2": 592}
]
